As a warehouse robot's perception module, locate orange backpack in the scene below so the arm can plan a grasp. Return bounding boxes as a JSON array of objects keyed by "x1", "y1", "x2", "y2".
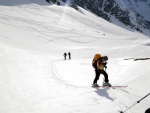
[{"x1": 92, "y1": 54, "x2": 101, "y2": 69}]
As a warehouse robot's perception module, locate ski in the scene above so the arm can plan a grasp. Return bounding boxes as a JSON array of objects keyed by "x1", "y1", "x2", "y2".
[
  {"x1": 111, "y1": 85, "x2": 128, "y2": 89},
  {"x1": 92, "y1": 85, "x2": 128, "y2": 89}
]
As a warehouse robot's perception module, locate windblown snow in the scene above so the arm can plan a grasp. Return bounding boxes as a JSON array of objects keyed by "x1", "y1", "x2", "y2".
[{"x1": 0, "y1": 0, "x2": 150, "y2": 113}]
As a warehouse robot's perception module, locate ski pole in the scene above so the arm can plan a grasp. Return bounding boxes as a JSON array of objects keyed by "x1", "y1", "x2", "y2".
[
  {"x1": 120, "y1": 93, "x2": 150, "y2": 113},
  {"x1": 137, "y1": 93, "x2": 150, "y2": 103}
]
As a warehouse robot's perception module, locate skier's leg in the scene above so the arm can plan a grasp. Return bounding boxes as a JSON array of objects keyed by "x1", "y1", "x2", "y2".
[
  {"x1": 102, "y1": 70, "x2": 109, "y2": 83},
  {"x1": 101, "y1": 70, "x2": 111, "y2": 86},
  {"x1": 93, "y1": 70, "x2": 100, "y2": 85}
]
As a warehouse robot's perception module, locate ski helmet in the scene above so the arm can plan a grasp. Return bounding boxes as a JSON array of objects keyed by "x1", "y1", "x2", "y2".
[{"x1": 103, "y1": 56, "x2": 108, "y2": 61}]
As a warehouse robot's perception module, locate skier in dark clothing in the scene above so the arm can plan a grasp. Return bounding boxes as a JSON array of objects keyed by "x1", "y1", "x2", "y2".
[
  {"x1": 68, "y1": 52, "x2": 71, "y2": 60},
  {"x1": 93, "y1": 56, "x2": 111, "y2": 87},
  {"x1": 63, "y1": 52, "x2": 67, "y2": 60}
]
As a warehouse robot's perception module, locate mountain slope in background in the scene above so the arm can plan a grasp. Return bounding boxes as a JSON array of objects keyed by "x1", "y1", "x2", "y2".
[
  {"x1": 52, "y1": 0, "x2": 150, "y2": 36},
  {"x1": 116, "y1": 0, "x2": 150, "y2": 21}
]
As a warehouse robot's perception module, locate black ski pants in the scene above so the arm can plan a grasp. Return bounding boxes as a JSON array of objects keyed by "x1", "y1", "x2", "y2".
[{"x1": 93, "y1": 69, "x2": 109, "y2": 84}]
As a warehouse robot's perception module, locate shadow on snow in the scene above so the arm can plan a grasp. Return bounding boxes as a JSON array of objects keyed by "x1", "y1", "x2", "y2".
[{"x1": 95, "y1": 88, "x2": 114, "y2": 101}]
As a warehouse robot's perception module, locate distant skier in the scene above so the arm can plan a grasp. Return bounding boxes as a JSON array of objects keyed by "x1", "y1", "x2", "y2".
[
  {"x1": 92, "y1": 56, "x2": 111, "y2": 87},
  {"x1": 63, "y1": 52, "x2": 67, "y2": 60},
  {"x1": 68, "y1": 52, "x2": 71, "y2": 60}
]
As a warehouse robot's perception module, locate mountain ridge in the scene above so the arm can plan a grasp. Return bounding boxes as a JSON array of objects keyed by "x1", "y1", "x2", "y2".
[{"x1": 48, "y1": 0, "x2": 150, "y2": 36}]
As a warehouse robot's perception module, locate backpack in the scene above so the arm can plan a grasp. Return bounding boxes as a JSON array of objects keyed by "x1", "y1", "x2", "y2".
[{"x1": 92, "y1": 54, "x2": 101, "y2": 69}]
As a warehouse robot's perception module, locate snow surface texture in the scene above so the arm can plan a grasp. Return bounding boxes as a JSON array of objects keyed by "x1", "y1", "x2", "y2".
[{"x1": 0, "y1": 0, "x2": 150, "y2": 113}]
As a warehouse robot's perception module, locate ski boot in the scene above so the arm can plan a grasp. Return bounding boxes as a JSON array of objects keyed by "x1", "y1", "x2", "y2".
[
  {"x1": 102, "y1": 82, "x2": 112, "y2": 87},
  {"x1": 92, "y1": 83, "x2": 99, "y2": 88}
]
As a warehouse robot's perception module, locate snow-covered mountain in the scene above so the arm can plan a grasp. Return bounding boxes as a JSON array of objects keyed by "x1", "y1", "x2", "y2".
[
  {"x1": 115, "y1": 0, "x2": 150, "y2": 35},
  {"x1": 116, "y1": 0, "x2": 150, "y2": 21},
  {"x1": 52, "y1": 0, "x2": 150, "y2": 36},
  {"x1": 0, "y1": 0, "x2": 150, "y2": 113}
]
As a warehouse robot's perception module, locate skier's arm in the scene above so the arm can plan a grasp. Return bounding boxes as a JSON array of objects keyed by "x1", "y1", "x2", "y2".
[{"x1": 102, "y1": 62, "x2": 107, "y2": 68}]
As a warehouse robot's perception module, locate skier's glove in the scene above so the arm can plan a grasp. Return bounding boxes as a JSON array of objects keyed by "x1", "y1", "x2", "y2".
[
  {"x1": 102, "y1": 62, "x2": 107, "y2": 69},
  {"x1": 102, "y1": 62, "x2": 107, "y2": 66}
]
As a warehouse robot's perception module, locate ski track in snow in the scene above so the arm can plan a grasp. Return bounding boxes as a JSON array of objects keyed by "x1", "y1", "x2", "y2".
[{"x1": 50, "y1": 58, "x2": 142, "y2": 113}]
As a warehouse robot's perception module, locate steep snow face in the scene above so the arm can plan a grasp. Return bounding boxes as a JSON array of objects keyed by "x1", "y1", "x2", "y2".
[
  {"x1": 114, "y1": 0, "x2": 150, "y2": 36},
  {"x1": 71, "y1": 0, "x2": 150, "y2": 36},
  {"x1": 116, "y1": 0, "x2": 150, "y2": 21}
]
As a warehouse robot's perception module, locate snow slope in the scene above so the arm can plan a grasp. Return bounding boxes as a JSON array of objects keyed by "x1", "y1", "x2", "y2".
[{"x1": 0, "y1": 0, "x2": 150, "y2": 113}]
